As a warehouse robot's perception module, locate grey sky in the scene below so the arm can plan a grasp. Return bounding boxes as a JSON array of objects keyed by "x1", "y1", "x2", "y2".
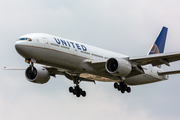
[{"x1": 1, "y1": 0, "x2": 180, "y2": 120}]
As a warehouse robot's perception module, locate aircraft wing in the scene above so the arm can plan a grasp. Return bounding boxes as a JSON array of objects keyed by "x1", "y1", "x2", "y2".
[
  {"x1": 129, "y1": 51, "x2": 180, "y2": 66},
  {"x1": 4, "y1": 66, "x2": 96, "y2": 83},
  {"x1": 87, "y1": 59, "x2": 107, "y2": 71},
  {"x1": 3, "y1": 66, "x2": 65, "y2": 75},
  {"x1": 4, "y1": 67, "x2": 26, "y2": 70}
]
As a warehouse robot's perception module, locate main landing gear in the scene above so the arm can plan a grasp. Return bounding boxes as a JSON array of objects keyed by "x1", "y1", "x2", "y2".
[
  {"x1": 69, "y1": 85, "x2": 86, "y2": 97},
  {"x1": 69, "y1": 75, "x2": 86, "y2": 97},
  {"x1": 114, "y1": 82, "x2": 131, "y2": 93}
]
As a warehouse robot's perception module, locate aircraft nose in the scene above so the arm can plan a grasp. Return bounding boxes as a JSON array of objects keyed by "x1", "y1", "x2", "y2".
[
  {"x1": 15, "y1": 41, "x2": 33, "y2": 57},
  {"x1": 15, "y1": 42, "x2": 23, "y2": 53}
]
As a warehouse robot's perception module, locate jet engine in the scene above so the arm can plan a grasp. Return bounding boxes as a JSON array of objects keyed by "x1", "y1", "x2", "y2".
[
  {"x1": 25, "y1": 66, "x2": 50, "y2": 84},
  {"x1": 105, "y1": 58, "x2": 132, "y2": 76}
]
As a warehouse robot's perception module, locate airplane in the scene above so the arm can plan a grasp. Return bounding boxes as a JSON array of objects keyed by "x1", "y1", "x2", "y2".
[{"x1": 5, "y1": 26, "x2": 180, "y2": 97}]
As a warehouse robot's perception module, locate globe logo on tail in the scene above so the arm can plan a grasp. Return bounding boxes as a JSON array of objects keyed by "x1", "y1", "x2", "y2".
[{"x1": 149, "y1": 44, "x2": 159, "y2": 55}]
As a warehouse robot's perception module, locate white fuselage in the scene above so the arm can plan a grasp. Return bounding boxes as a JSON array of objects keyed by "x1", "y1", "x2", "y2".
[{"x1": 15, "y1": 33, "x2": 168, "y2": 85}]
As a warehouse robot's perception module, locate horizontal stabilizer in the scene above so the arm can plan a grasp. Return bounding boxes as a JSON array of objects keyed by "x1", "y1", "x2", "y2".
[{"x1": 158, "y1": 70, "x2": 180, "y2": 75}]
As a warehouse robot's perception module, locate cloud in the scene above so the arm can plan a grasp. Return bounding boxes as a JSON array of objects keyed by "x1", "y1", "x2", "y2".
[{"x1": 0, "y1": 80, "x2": 160, "y2": 120}]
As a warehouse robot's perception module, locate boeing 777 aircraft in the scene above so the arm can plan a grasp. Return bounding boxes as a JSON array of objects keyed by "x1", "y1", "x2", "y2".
[{"x1": 5, "y1": 27, "x2": 180, "y2": 97}]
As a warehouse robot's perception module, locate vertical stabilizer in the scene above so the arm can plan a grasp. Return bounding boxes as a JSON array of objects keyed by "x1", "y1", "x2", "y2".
[
  {"x1": 148, "y1": 27, "x2": 168, "y2": 55},
  {"x1": 148, "y1": 27, "x2": 168, "y2": 68}
]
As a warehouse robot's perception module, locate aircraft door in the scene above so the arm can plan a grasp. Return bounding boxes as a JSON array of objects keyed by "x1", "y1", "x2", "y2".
[{"x1": 42, "y1": 37, "x2": 49, "y2": 48}]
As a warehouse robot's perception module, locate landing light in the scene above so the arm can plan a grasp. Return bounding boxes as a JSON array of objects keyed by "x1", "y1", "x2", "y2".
[{"x1": 25, "y1": 59, "x2": 30, "y2": 64}]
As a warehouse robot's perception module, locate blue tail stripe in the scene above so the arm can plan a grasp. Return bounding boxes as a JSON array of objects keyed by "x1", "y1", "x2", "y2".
[{"x1": 154, "y1": 27, "x2": 168, "y2": 53}]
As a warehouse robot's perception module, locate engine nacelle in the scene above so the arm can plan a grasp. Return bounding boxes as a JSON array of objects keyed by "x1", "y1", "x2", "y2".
[
  {"x1": 25, "y1": 66, "x2": 50, "y2": 84},
  {"x1": 105, "y1": 58, "x2": 132, "y2": 76}
]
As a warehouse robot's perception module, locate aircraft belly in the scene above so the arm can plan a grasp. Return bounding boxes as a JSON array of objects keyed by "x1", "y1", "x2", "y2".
[{"x1": 80, "y1": 73, "x2": 118, "y2": 82}]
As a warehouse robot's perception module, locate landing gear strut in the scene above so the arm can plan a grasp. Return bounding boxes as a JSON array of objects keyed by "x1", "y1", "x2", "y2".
[
  {"x1": 69, "y1": 75, "x2": 86, "y2": 97},
  {"x1": 114, "y1": 82, "x2": 131, "y2": 93}
]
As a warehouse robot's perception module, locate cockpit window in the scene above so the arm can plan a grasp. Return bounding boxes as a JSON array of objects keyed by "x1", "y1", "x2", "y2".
[{"x1": 19, "y1": 38, "x2": 32, "y2": 41}]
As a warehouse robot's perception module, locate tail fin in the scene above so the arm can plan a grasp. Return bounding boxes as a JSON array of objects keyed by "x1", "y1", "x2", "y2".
[
  {"x1": 148, "y1": 26, "x2": 168, "y2": 68},
  {"x1": 148, "y1": 26, "x2": 168, "y2": 55}
]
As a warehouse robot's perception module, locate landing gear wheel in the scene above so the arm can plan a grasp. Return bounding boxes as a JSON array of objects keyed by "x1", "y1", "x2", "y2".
[
  {"x1": 73, "y1": 90, "x2": 76, "y2": 95},
  {"x1": 121, "y1": 89, "x2": 125, "y2": 93},
  {"x1": 126, "y1": 87, "x2": 131, "y2": 93},
  {"x1": 69, "y1": 87, "x2": 74, "y2": 93},
  {"x1": 81, "y1": 91, "x2": 86, "y2": 97},
  {"x1": 118, "y1": 87, "x2": 121, "y2": 91},
  {"x1": 114, "y1": 82, "x2": 118, "y2": 89},
  {"x1": 76, "y1": 93, "x2": 80, "y2": 97}
]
